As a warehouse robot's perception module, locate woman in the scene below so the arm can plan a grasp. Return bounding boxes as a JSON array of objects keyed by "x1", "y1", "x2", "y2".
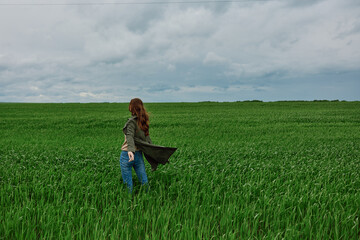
[{"x1": 120, "y1": 98, "x2": 177, "y2": 193}]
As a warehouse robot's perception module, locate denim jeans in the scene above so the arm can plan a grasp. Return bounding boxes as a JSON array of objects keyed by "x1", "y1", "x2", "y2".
[{"x1": 120, "y1": 151, "x2": 148, "y2": 193}]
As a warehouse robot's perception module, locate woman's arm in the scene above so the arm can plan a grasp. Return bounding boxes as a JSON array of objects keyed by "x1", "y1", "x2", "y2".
[{"x1": 125, "y1": 120, "x2": 136, "y2": 161}]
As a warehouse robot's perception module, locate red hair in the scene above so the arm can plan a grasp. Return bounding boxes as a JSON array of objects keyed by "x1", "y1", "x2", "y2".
[{"x1": 129, "y1": 98, "x2": 150, "y2": 136}]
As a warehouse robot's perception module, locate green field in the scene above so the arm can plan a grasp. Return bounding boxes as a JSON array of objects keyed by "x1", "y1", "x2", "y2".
[{"x1": 1, "y1": 101, "x2": 360, "y2": 239}]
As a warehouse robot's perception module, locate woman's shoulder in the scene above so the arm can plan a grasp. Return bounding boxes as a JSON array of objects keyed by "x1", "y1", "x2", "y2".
[
  {"x1": 125, "y1": 115, "x2": 137, "y2": 122},
  {"x1": 128, "y1": 115, "x2": 138, "y2": 124},
  {"x1": 123, "y1": 116, "x2": 137, "y2": 128}
]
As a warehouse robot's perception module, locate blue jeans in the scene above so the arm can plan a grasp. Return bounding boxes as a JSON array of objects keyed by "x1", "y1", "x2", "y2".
[{"x1": 120, "y1": 151, "x2": 148, "y2": 193}]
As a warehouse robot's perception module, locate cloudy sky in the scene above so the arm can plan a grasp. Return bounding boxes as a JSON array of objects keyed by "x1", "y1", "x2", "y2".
[{"x1": 0, "y1": 0, "x2": 359, "y2": 102}]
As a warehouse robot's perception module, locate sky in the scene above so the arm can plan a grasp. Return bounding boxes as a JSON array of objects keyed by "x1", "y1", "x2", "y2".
[{"x1": 0, "y1": 0, "x2": 359, "y2": 102}]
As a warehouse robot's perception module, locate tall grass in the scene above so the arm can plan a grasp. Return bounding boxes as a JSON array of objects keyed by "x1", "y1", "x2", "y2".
[{"x1": 1, "y1": 101, "x2": 359, "y2": 239}]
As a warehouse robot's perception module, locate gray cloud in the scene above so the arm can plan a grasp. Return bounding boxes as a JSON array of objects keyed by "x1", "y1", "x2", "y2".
[
  {"x1": 0, "y1": 0, "x2": 359, "y2": 102},
  {"x1": 285, "y1": 0, "x2": 325, "y2": 8}
]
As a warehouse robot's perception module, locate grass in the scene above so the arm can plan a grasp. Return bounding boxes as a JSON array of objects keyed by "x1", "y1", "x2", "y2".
[{"x1": 1, "y1": 101, "x2": 360, "y2": 239}]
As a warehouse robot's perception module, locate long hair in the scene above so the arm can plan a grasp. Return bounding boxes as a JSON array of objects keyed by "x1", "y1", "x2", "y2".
[{"x1": 129, "y1": 98, "x2": 150, "y2": 136}]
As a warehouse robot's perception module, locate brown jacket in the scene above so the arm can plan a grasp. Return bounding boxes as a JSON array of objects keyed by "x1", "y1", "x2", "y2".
[{"x1": 122, "y1": 115, "x2": 177, "y2": 171}]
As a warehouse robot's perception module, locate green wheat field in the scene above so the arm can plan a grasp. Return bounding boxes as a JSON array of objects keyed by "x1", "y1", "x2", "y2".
[{"x1": 1, "y1": 101, "x2": 359, "y2": 239}]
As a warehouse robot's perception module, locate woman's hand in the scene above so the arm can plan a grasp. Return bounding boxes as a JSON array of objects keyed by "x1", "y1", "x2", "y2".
[{"x1": 128, "y1": 151, "x2": 134, "y2": 162}]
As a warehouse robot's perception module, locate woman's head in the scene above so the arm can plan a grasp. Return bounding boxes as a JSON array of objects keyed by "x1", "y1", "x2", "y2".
[{"x1": 129, "y1": 98, "x2": 150, "y2": 136}]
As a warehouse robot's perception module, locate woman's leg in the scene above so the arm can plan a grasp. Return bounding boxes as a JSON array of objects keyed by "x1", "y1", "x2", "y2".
[
  {"x1": 133, "y1": 151, "x2": 149, "y2": 187},
  {"x1": 120, "y1": 151, "x2": 134, "y2": 193}
]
